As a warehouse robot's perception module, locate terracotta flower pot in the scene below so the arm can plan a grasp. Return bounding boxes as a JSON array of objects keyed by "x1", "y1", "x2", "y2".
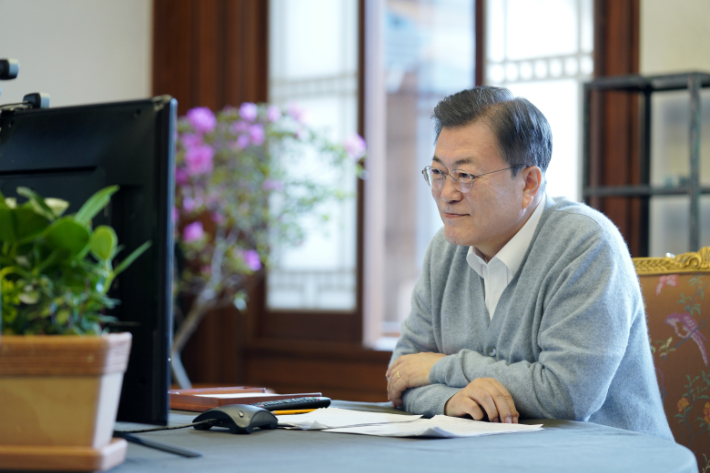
[{"x1": 0, "y1": 332, "x2": 132, "y2": 472}]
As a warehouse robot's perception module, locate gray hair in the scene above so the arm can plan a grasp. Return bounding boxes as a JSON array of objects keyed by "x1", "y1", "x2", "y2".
[{"x1": 433, "y1": 86, "x2": 552, "y2": 174}]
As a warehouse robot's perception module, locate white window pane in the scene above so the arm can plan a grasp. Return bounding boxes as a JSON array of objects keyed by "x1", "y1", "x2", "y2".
[
  {"x1": 487, "y1": 0, "x2": 506, "y2": 62},
  {"x1": 383, "y1": 0, "x2": 474, "y2": 329},
  {"x1": 580, "y1": 0, "x2": 594, "y2": 53},
  {"x1": 267, "y1": 0, "x2": 359, "y2": 311},
  {"x1": 272, "y1": 0, "x2": 356, "y2": 80},
  {"x1": 487, "y1": 0, "x2": 591, "y2": 202},
  {"x1": 507, "y1": 80, "x2": 580, "y2": 201},
  {"x1": 506, "y1": 0, "x2": 578, "y2": 60}
]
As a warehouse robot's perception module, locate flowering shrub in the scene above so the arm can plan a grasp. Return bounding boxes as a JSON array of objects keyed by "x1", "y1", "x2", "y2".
[{"x1": 171, "y1": 102, "x2": 364, "y2": 386}]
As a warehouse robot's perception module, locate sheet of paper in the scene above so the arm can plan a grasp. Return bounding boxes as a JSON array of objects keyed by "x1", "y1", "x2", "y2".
[
  {"x1": 276, "y1": 408, "x2": 422, "y2": 430},
  {"x1": 325, "y1": 415, "x2": 543, "y2": 438},
  {"x1": 194, "y1": 393, "x2": 282, "y2": 399}
]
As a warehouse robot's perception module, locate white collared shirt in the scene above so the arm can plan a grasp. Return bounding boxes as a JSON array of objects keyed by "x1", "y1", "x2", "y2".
[{"x1": 466, "y1": 194, "x2": 547, "y2": 319}]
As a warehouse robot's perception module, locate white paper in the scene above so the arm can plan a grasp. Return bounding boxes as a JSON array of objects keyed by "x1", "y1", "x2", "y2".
[
  {"x1": 276, "y1": 408, "x2": 423, "y2": 430},
  {"x1": 326, "y1": 415, "x2": 543, "y2": 438},
  {"x1": 194, "y1": 393, "x2": 282, "y2": 399}
]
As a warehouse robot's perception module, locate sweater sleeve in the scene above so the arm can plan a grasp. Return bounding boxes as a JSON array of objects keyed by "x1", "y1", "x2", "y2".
[
  {"x1": 429, "y1": 224, "x2": 637, "y2": 421},
  {"x1": 390, "y1": 234, "x2": 462, "y2": 416}
]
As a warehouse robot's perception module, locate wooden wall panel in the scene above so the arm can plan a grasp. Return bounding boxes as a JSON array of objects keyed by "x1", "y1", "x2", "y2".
[
  {"x1": 244, "y1": 341, "x2": 391, "y2": 402},
  {"x1": 592, "y1": 0, "x2": 643, "y2": 255},
  {"x1": 152, "y1": 0, "x2": 268, "y2": 115}
]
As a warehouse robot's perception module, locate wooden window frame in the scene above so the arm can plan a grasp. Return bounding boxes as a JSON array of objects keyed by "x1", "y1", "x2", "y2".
[{"x1": 153, "y1": 0, "x2": 638, "y2": 392}]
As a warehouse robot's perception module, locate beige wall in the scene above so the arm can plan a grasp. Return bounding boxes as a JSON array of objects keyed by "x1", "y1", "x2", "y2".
[
  {"x1": 640, "y1": 0, "x2": 710, "y2": 74},
  {"x1": 640, "y1": 0, "x2": 710, "y2": 256},
  {"x1": 0, "y1": 0, "x2": 152, "y2": 107}
]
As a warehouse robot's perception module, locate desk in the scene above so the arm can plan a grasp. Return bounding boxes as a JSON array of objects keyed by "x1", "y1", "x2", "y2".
[{"x1": 114, "y1": 401, "x2": 698, "y2": 473}]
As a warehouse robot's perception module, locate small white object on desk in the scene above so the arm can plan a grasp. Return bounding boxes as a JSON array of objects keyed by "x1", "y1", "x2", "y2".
[
  {"x1": 327, "y1": 414, "x2": 544, "y2": 438},
  {"x1": 275, "y1": 408, "x2": 543, "y2": 438},
  {"x1": 275, "y1": 408, "x2": 423, "y2": 430}
]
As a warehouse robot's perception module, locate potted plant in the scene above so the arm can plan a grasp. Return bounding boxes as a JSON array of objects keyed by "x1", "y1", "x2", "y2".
[
  {"x1": 0, "y1": 186, "x2": 150, "y2": 471},
  {"x1": 172, "y1": 103, "x2": 365, "y2": 387}
]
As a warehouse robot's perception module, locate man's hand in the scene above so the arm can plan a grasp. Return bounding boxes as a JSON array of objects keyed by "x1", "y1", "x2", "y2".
[
  {"x1": 445, "y1": 378, "x2": 519, "y2": 424},
  {"x1": 386, "y1": 352, "x2": 446, "y2": 407}
]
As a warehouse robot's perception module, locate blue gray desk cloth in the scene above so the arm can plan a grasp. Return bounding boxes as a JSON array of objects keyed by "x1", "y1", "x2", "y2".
[{"x1": 114, "y1": 400, "x2": 698, "y2": 473}]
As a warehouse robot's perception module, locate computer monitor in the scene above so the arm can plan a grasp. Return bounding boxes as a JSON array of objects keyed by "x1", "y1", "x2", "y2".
[{"x1": 0, "y1": 96, "x2": 176, "y2": 425}]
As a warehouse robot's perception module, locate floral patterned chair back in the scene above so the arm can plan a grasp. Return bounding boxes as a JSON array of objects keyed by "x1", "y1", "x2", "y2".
[{"x1": 634, "y1": 248, "x2": 710, "y2": 470}]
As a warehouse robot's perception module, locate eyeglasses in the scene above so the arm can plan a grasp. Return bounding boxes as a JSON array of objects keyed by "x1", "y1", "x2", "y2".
[{"x1": 421, "y1": 165, "x2": 520, "y2": 193}]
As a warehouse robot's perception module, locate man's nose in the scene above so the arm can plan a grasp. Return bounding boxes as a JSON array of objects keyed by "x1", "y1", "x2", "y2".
[{"x1": 440, "y1": 176, "x2": 462, "y2": 203}]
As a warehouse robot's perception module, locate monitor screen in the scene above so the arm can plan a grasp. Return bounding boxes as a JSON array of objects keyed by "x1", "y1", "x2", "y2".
[{"x1": 0, "y1": 96, "x2": 176, "y2": 424}]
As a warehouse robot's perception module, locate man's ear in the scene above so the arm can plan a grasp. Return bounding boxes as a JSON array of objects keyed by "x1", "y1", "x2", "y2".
[{"x1": 521, "y1": 166, "x2": 542, "y2": 209}]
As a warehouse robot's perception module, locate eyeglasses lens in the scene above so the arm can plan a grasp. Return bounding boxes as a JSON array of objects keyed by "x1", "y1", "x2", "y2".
[{"x1": 427, "y1": 169, "x2": 444, "y2": 189}]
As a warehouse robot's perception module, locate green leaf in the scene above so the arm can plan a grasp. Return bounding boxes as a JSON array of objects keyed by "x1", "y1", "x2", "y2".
[
  {"x1": 113, "y1": 241, "x2": 151, "y2": 276},
  {"x1": 104, "y1": 241, "x2": 151, "y2": 292},
  {"x1": 0, "y1": 205, "x2": 17, "y2": 242},
  {"x1": 90, "y1": 226, "x2": 117, "y2": 261},
  {"x1": 43, "y1": 217, "x2": 91, "y2": 257},
  {"x1": 15, "y1": 204, "x2": 50, "y2": 243},
  {"x1": 44, "y1": 198, "x2": 70, "y2": 218},
  {"x1": 33, "y1": 249, "x2": 62, "y2": 275},
  {"x1": 74, "y1": 186, "x2": 119, "y2": 225},
  {"x1": 17, "y1": 187, "x2": 57, "y2": 221}
]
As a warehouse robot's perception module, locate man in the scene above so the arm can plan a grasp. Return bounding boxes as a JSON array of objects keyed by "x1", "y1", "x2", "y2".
[{"x1": 386, "y1": 86, "x2": 672, "y2": 439}]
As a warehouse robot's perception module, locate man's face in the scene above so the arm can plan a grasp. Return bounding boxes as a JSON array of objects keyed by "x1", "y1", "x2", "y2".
[{"x1": 432, "y1": 120, "x2": 530, "y2": 259}]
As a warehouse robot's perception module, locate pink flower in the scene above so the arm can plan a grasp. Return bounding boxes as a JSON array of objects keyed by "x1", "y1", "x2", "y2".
[
  {"x1": 230, "y1": 121, "x2": 249, "y2": 134},
  {"x1": 343, "y1": 134, "x2": 366, "y2": 160},
  {"x1": 183, "y1": 197, "x2": 196, "y2": 212},
  {"x1": 182, "y1": 221, "x2": 204, "y2": 242},
  {"x1": 267, "y1": 105, "x2": 281, "y2": 122},
  {"x1": 656, "y1": 274, "x2": 678, "y2": 296},
  {"x1": 185, "y1": 145, "x2": 214, "y2": 175},
  {"x1": 243, "y1": 249, "x2": 262, "y2": 271},
  {"x1": 262, "y1": 178, "x2": 284, "y2": 191},
  {"x1": 211, "y1": 212, "x2": 226, "y2": 224},
  {"x1": 172, "y1": 206, "x2": 179, "y2": 223},
  {"x1": 181, "y1": 133, "x2": 203, "y2": 148},
  {"x1": 200, "y1": 265, "x2": 211, "y2": 275},
  {"x1": 239, "y1": 102, "x2": 258, "y2": 122},
  {"x1": 287, "y1": 103, "x2": 308, "y2": 123},
  {"x1": 237, "y1": 134, "x2": 250, "y2": 149},
  {"x1": 175, "y1": 167, "x2": 189, "y2": 185},
  {"x1": 249, "y1": 124, "x2": 265, "y2": 146},
  {"x1": 186, "y1": 107, "x2": 216, "y2": 134}
]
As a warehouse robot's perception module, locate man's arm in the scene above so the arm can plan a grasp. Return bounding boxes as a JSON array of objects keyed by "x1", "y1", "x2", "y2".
[
  {"x1": 388, "y1": 232, "x2": 520, "y2": 421},
  {"x1": 387, "y1": 238, "x2": 460, "y2": 417},
  {"x1": 390, "y1": 311, "x2": 518, "y2": 421},
  {"x1": 428, "y1": 231, "x2": 636, "y2": 421}
]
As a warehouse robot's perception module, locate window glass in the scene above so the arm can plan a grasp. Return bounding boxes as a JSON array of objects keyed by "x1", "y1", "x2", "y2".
[
  {"x1": 267, "y1": 0, "x2": 359, "y2": 310},
  {"x1": 486, "y1": 0, "x2": 593, "y2": 201},
  {"x1": 381, "y1": 0, "x2": 475, "y2": 335}
]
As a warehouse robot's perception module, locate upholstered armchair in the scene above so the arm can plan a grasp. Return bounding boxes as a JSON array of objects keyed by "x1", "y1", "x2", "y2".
[{"x1": 634, "y1": 248, "x2": 710, "y2": 470}]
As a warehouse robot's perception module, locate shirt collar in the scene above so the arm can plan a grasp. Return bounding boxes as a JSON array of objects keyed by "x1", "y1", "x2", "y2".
[{"x1": 467, "y1": 193, "x2": 547, "y2": 277}]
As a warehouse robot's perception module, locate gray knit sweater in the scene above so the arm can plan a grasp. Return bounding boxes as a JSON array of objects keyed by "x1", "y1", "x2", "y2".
[{"x1": 392, "y1": 196, "x2": 673, "y2": 440}]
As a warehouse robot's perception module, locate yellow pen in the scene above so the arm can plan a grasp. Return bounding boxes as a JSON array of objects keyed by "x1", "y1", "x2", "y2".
[{"x1": 272, "y1": 409, "x2": 316, "y2": 415}]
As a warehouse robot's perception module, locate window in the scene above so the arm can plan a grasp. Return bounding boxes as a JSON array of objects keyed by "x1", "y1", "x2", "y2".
[
  {"x1": 267, "y1": 0, "x2": 360, "y2": 311},
  {"x1": 485, "y1": 0, "x2": 594, "y2": 201},
  {"x1": 363, "y1": 0, "x2": 476, "y2": 347}
]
